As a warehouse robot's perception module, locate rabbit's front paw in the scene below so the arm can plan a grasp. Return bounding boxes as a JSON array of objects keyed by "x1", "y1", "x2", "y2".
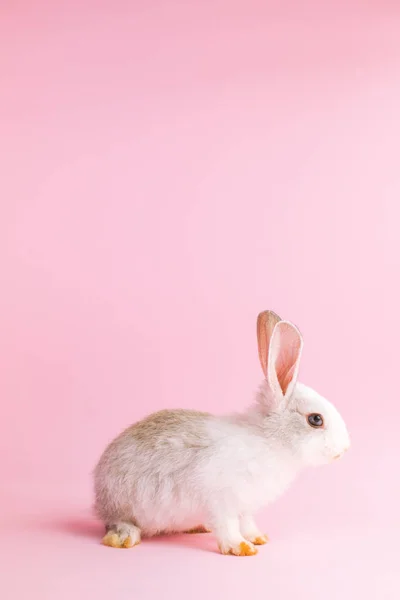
[
  {"x1": 219, "y1": 540, "x2": 258, "y2": 556},
  {"x1": 240, "y1": 516, "x2": 268, "y2": 546},
  {"x1": 249, "y1": 534, "x2": 269, "y2": 545}
]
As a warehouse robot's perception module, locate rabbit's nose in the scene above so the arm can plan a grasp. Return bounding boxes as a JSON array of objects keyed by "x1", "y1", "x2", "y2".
[{"x1": 333, "y1": 445, "x2": 350, "y2": 460}]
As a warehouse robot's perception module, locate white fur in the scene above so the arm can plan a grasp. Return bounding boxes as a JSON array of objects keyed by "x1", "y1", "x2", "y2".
[{"x1": 94, "y1": 312, "x2": 350, "y2": 554}]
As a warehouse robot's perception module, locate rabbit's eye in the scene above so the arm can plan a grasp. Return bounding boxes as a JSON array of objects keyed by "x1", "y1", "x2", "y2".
[{"x1": 307, "y1": 413, "x2": 324, "y2": 428}]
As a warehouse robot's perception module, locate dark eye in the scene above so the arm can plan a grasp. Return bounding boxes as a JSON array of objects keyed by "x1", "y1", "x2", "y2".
[{"x1": 307, "y1": 413, "x2": 324, "y2": 428}]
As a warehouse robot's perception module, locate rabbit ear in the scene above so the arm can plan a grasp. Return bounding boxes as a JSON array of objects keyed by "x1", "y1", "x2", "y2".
[
  {"x1": 268, "y1": 321, "x2": 303, "y2": 401},
  {"x1": 257, "y1": 310, "x2": 282, "y2": 378}
]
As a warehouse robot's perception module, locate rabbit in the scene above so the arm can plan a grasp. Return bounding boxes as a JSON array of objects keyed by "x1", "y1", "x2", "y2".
[{"x1": 94, "y1": 310, "x2": 350, "y2": 556}]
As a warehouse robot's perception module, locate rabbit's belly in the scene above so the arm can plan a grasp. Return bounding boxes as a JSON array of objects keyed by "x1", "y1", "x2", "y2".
[
  {"x1": 136, "y1": 506, "x2": 206, "y2": 537},
  {"x1": 131, "y1": 482, "x2": 206, "y2": 536}
]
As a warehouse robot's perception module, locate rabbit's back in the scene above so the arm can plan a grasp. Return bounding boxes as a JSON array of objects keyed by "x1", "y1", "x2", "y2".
[{"x1": 94, "y1": 409, "x2": 213, "y2": 534}]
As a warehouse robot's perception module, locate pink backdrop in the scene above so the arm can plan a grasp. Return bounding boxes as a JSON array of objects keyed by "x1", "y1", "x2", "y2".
[{"x1": 1, "y1": 2, "x2": 399, "y2": 599}]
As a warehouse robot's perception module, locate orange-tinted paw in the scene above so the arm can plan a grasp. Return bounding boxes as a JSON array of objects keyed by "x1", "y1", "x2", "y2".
[
  {"x1": 220, "y1": 541, "x2": 258, "y2": 556},
  {"x1": 251, "y1": 535, "x2": 269, "y2": 545},
  {"x1": 102, "y1": 532, "x2": 139, "y2": 549},
  {"x1": 185, "y1": 525, "x2": 211, "y2": 534}
]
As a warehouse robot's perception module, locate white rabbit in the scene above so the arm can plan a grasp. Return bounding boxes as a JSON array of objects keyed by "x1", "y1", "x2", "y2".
[{"x1": 94, "y1": 310, "x2": 350, "y2": 556}]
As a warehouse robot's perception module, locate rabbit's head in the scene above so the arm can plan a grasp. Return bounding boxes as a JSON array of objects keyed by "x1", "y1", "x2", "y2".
[{"x1": 256, "y1": 311, "x2": 350, "y2": 467}]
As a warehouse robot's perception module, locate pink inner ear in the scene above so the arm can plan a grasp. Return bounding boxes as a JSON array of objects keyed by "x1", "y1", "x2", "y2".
[
  {"x1": 277, "y1": 362, "x2": 296, "y2": 395},
  {"x1": 274, "y1": 324, "x2": 302, "y2": 395}
]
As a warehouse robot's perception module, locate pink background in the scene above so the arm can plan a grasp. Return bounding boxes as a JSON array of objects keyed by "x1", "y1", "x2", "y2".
[{"x1": 1, "y1": 1, "x2": 400, "y2": 598}]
